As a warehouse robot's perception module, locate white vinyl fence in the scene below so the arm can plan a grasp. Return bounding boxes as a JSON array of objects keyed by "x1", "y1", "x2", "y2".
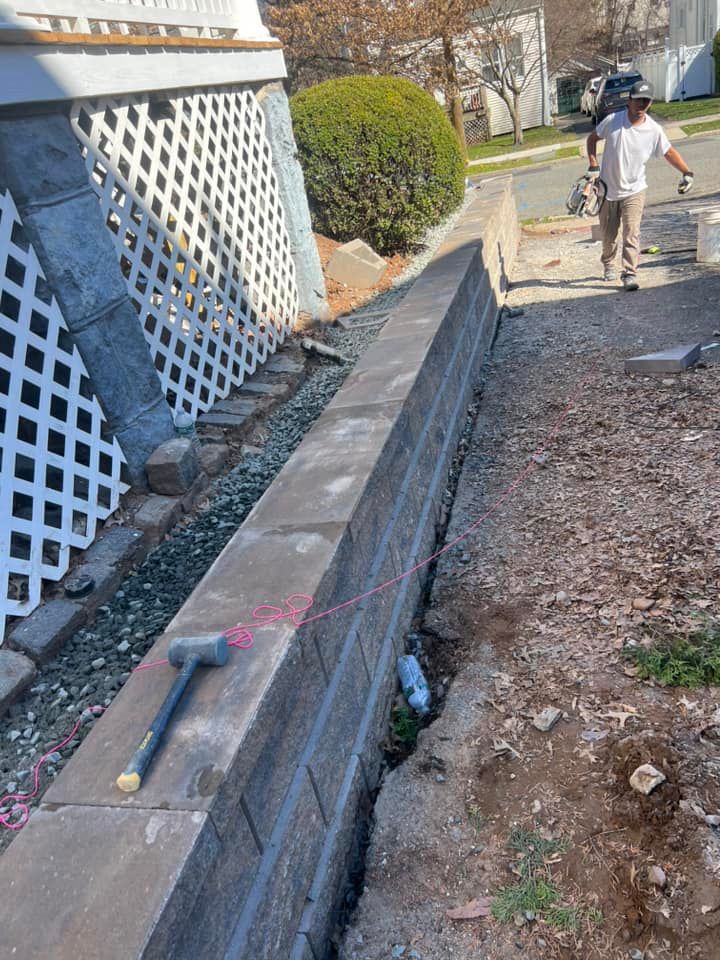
[
  {"x1": 0, "y1": 189, "x2": 127, "y2": 635},
  {"x1": 71, "y1": 85, "x2": 299, "y2": 417},
  {"x1": 633, "y1": 43, "x2": 715, "y2": 102}
]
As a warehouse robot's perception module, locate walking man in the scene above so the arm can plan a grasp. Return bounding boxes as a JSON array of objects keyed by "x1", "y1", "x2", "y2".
[{"x1": 586, "y1": 79, "x2": 694, "y2": 291}]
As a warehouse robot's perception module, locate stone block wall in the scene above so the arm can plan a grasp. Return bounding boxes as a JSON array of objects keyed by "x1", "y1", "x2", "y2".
[{"x1": 0, "y1": 178, "x2": 519, "y2": 960}]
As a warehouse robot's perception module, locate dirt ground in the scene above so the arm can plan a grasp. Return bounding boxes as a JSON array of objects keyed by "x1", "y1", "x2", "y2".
[
  {"x1": 341, "y1": 193, "x2": 720, "y2": 960},
  {"x1": 314, "y1": 233, "x2": 408, "y2": 318}
]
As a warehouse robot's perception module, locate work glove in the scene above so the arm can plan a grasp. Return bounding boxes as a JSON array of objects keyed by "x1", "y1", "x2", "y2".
[
  {"x1": 678, "y1": 171, "x2": 694, "y2": 195},
  {"x1": 586, "y1": 165, "x2": 600, "y2": 180}
]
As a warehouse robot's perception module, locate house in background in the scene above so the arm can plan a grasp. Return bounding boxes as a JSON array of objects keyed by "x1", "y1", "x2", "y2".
[
  {"x1": 457, "y1": 1, "x2": 552, "y2": 141},
  {"x1": 632, "y1": 0, "x2": 718, "y2": 100}
]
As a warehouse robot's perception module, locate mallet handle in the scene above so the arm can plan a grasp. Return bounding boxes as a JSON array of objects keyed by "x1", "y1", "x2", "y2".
[{"x1": 116, "y1": 654, "x2": 200, "y2": 792}]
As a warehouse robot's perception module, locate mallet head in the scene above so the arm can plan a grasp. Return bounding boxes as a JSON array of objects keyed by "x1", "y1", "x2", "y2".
[{"x1": 168, "y1": 634, "x2": 228, "y2": 668}]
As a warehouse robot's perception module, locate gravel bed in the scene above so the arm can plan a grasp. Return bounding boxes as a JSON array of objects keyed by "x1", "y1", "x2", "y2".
[{"x1": 0, "y1": 195, "x2": 473, "y2": 848}]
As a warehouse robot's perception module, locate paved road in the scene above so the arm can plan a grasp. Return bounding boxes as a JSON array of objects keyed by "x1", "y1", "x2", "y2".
[{"x1": 472, "y1": 132, "x2": 720, "y2": 220}]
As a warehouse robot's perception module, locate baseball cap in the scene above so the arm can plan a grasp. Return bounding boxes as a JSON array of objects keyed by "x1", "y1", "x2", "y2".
[{"x1": 629, "y1": 80, "x2": 654, "y2": 99}]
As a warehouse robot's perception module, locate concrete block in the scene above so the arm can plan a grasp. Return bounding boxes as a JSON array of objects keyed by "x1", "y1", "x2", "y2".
[
  {"x1": 289, "y1": 934, "x2": 316, "y2": 960},
  {"x1": 174, "y1": 801, "x2": 261, "y2": 960},
  {"x1": 299, "y1": 757, "x2": 369, "y2": 957},
  {"x1": 199, "y1": 443, "x2": 229, "y2": 477},
  {"x1": 7, "y1": 599, "x2": 84, "y2": 664},
  {"x1": 306, "y1": 642, "x2": 369, "y2": 818},
  {"x1": 327, "y1": 239, "x2": 387, "y2": 289},
  {"x1": 625, "y1": 342, "x2": 702, "y2": 374},
  {"x1": 133, "y1": 495, "x2": 183, "y2": 546},
  {"x1": 231, "y1": 772, "x2": 326, "y2": 960},
  {"x1": 146, "y1": 437, "x2": 199, "y2": 495},
  {"x1": 112, "y1": 395, "x2": 176, "y2": 490},
  {"x1": 0, "y1": 649, "x2": 36, "y2": 714},
  {"x1": 0, "y1": 804, "x2": 219, "y2": 960}
]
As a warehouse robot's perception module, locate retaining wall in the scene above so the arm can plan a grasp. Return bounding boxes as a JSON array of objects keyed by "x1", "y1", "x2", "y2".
[{"x1": 0, "y1": 177, "x2": 519, "y2": 960}]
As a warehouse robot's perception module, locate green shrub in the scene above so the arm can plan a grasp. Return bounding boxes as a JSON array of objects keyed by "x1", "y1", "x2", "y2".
[
  {"x1": 714, "y1": 30, "x2": 720, "y2": 95},
  {"x1": 290, "y1": 76, "x2": 465, "y2": 254}
]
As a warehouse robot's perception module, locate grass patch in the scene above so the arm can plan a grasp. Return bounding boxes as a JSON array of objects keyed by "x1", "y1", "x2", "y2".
[
  {"x1": 467, "y1": 125, "x2": 577, "y2": 161},
  {"x1": 650, "y1": 95, "x2": 720, "y2": 120},
  {"x1": 625, "y1": 619, "x2": 720, "y2": 687},
  {"x1": 390, "y1": 705, "x2": 419, "y2": 747},
  {"x1": 466, "y1": 803, "x2": 485, "y2": 833},
  {"x1": 468, "y1": 146, "x2": 580, "y2": 175},
  {"x1": 682, "y1": 118, "x2": 720, "y2": 136},
  {"x1": 492, "y1": 829, "x2": 601, "y2": 933}
]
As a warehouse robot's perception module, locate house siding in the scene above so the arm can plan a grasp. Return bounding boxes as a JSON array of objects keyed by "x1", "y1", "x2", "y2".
[
  {"x1": 670, "y1": 0, "x2": 720, "y2": 46},
  {"x1": 460, "y1": 5, "x2": 550, "y2": 137}
]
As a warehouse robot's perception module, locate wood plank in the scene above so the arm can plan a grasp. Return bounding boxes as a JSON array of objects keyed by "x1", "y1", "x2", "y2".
[{"x1": 0, "y1": 28, "x2": 282, "y2": 48}]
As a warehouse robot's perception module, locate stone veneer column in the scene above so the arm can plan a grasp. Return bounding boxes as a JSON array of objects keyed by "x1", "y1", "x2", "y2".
[
  {"x1": 0, "y1": 110, "x2": 175, "y2": 486},
  {"x1": 256, "y1": 82, "x2": 331, "y2": 326}
]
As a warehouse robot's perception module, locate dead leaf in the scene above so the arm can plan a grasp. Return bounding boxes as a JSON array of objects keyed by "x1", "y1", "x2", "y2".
[
  {"x1": 446, "y1": 897, "x2": 494, "y2": 920},
  {"x1": 493, "y1": 738, "x2": 522, "y2": 760},
  {"x1": 632, "y1": 597, "x2": 655, "y2": 612}
]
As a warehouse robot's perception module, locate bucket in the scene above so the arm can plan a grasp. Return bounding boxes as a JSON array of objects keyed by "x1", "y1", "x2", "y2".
[{"x1": 697, "y1": 213, "x2": 720, "y2": 263}]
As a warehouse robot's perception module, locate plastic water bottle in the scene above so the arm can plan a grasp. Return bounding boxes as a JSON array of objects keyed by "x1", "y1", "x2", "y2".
[
  {"x1": 174, "y1": 409, "x2": 200, "y2": 451},
  {"x1": 397, "y1": 654, "x2": 431, "y2": 715}
]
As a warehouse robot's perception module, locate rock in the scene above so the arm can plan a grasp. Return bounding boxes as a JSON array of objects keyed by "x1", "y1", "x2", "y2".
[
  {"x1": 7, "y1": 730, "x2": 20, "y2": 743},
  {"x1": 706, "y1": 815, "x2": 720, "y2": 828},
  {"x1": 145, "y1": 437, "x2": 199, "y2": 495},
  {"x1": 648, "y1": 865, "x2": 667, "y2": 888},
  {"x1": 199, "y1": 443, "x2": 229, "y2": 477},
  {"x1": 391, "y1": 947, "x2": 406, "y2": 958},
  {"x1": 629, "y1": 763, "x2": 666, "y2": 795},
  {"x1": 435, "y1": 774, "x2": 446, "y2": 783},
  {"x1": 22, "y1": 726, "x2": 32, "y2": 740},
  {"x1": 0, "y1": 650, "x2": 36, "y2": 715},
  {"x1": 91, "y1": 657, "x2": 106, "y2": 670},
  {"x1": 533, "y1": 707, "x2": 562, "y2": 732},
  {"x1": 632, "y1": 597, "x2": 655, "y2": 612},
  {"x1": 5, "y1": 782, "x2": 17, "y2": 794},
  {"x1": 117, "y1": 640, "x2": 131, "y2": 654},
  {"x1": 555, "y1": 590, "x2": 570, "y2": 605}
]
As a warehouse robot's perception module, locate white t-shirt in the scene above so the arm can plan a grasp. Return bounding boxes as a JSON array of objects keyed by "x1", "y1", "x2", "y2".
[{"x1": 596, "y1": 109, "x2": 671, "y2": 201}]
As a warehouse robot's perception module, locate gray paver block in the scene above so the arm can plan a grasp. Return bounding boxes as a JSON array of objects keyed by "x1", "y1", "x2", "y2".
[
  {"x1": 199, "y1": 443, "x2": 229, "y2": 477},
  {"x1": 326, "y1": 239, "x2": 387, "y2": 289},
  {"x1": 198, "y1": 412, "x2": 250, "y2": 430},
  {"x1": 0, "y1": 649, "x2": 36, "y2": 714},
  {"x1": 264, "y1": 352, "x2": 304, "y2": 374},
  {"x1": 211, "y1": 398, "x2": 258, "y2": 416},
  {"x1": 145, "y1": 437, "x2": 199, "y2": 495},
  {"x1": 65, "y1": 560, "x2": 124, "y2": 610},
  {"x1": 625, "y1": 342, "x2": 702, "y2": 374},
  {"x1": 0, "y1": 804, "x2": 218, "y2": 960},
  {"x1": 7, "y1": 599, "x2": 84, "y2": 664},
  {"x1": 239, "y1": 380, "x2": 290, "y2": 397},
  {"x1": 83, "y1": 527, "x2": 144, "y2": 569},
  {"x1": 133, "y1": 495, "x2": 183, "y2": 546},
  {"x1": 180, "y1": 471, "x2": 209, "y2": 512}
]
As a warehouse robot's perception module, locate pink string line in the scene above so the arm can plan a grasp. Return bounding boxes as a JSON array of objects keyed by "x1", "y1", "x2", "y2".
[
  {"x1": 0, "y1": 354, "x2": 600, "y2": 833},
  {"x1": 0, "y1": 706, "x2": 104, "y2": 831}
]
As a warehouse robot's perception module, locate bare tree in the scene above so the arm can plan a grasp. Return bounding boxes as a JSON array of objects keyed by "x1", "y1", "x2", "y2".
[{"x1": 454, "y1": 0, "x2": 547, "y2": 145}]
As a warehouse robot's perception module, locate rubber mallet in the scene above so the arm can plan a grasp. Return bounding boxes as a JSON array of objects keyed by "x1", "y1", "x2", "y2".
[{"x1": 116, "y1": 634, "x2": 228, "y2": 793}]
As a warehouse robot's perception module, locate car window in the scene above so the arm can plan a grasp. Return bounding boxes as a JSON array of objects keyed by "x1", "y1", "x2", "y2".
[{"x1": 605, "y1": 74, "x2": 642, "y2": 90}]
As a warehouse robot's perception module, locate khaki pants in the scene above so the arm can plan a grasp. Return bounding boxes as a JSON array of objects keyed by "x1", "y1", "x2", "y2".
[{"x1": 599, "y1": 190, "x2": 646, "y2": 276}]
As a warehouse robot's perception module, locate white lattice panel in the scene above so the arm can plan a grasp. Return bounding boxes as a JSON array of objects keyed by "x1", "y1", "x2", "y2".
[
  {"x1": 70, "y1": 86, "x2": 299, "y2": 418},
  {"x1": 0, "y1": 190, "x2": 127, "y2": 636}
]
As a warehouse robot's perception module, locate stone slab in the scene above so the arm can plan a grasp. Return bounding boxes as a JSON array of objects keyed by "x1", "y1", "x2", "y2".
[
  {"x1": 0, "y1": 648, "x2": 36, "y2": 714},
  {"x1": 0, "y1": 804, "x2": 218, "y2": 960},
  {"x1": 625, "y1": 342, "x2": 702, "y2": 374},
  {"x1": 83, "y1": 526, "x2": 144, "y2": 569},
  {"x1": 289, "y1": 934, "x2": 316, "y2": 960},
  {"x1": 133, "y1": 495, "x2": 183, "y2": 546},
  {"x1": 180, "y1": 471, "x2": 209, "y2": 512},
  {"x1": 211, "y1": 397, "x2": 259, "y2": 416},
  {"x1": 264, "y1": 352, "x2": 304, "y2": 374},
  {"x1": 64, "y1": 559, "x2": 124, "y2": 611},
  {"x1": 326, "y1": 238, "x2": 387, "y2": 289},
  {"x1": 7, "y1": 598, "x2": 84, "y2": 664},
  {"x1": 238, "y1": 380, "x2": 290, "y2": 397},
  {"x1": 198, "y1": 411, "x2": 251, "y2": 429},
  {"x1": 146, "y1": 437, "x2": 199, "y2": 495}
]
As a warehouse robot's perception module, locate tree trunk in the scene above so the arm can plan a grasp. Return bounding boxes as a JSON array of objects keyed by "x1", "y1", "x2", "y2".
[
  {"x1": 512, "y1": 90, "x2": 523, "y2": 145},
  {"x1": 442, "y1": 34, "x2": 468, "y2": 161}
]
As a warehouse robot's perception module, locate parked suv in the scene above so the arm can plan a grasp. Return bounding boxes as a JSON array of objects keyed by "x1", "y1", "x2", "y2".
[
  {"x1": 580, "y1": 76, "x2": 602, "y2": 116},
  {"x1": 593, "y1": 71, "x2": 643, "y2": 124}
]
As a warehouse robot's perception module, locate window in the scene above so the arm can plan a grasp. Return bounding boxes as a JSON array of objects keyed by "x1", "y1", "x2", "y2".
[{"x1": 481, "y1": 35, "x2": 525, "y2": 83}]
